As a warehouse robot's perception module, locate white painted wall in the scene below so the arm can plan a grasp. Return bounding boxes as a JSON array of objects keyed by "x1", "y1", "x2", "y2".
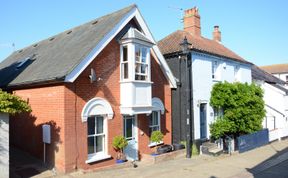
[
  {"x1": 256, "y1": 81, "x2": 288, "y2": 140},
  {"x1": 273, "y1": 73, "x2": 288, "y2": 82},
  {"x1": 191, "y1": 52, "x2": 252, "y2": 139},
  {"x1": 0, "y1": 113, "x2": 9, "y2": 178}
]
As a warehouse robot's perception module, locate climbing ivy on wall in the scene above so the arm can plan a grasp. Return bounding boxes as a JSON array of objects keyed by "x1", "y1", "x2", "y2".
[
  {"x1": 210, "y1": 82, "x2": 265, "y2": 139},
  {"x1": 0, "y1": 90, "x2": 31, "y2": 114}
]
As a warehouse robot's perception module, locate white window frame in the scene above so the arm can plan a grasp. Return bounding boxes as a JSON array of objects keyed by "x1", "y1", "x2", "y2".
[
  {"x1": 148, "y1": 111, "x2": 162, "y2": 147},
  {"x1": 212, "y1": 61, "x2": 219, "y2": 80},
  {"x1": 86, "y1": 115, "x2": 111, "y2": 163},
  {"x1": 234, "y1": 65, "x2": 240, "y2": 82},
  {"x1": 135, "y1": 45, "x2": 149, "y2": 81},
  {"x1": 121, "y1": 45, "x2": 129, "y2": 80}
]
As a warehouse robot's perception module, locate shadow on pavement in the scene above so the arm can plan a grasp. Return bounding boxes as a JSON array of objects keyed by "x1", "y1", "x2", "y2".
[{"x1": 246, "y1": 144, "x2": 288, "y2": 177}]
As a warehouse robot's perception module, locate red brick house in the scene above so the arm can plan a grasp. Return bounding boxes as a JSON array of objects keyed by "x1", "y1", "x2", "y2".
[{"x1": 0, "y1": 4, "x2": 176, "y2": 173}]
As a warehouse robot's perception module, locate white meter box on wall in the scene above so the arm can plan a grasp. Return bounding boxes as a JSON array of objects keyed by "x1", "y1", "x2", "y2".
[{"x1": 42, "y1": 124, "x2": 51, "y2": 144}]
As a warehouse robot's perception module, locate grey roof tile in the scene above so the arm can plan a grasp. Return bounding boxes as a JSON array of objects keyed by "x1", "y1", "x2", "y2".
[{"x1": 0, "y1": 4, "x2": 136, "y2": 88}]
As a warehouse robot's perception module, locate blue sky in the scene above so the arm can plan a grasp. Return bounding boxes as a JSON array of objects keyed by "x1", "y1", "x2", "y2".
[{"x1": 1, "y1": 0, "x2": 287, "y2": 66}]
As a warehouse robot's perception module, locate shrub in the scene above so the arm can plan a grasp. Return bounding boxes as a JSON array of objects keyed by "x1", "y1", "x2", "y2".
[
  {"x1": 150, "y1": 130, "x2": 164, "y2": 144},
  {"x1": 210, "y1": 82, "x2": 265, "y2": 139},
  {"x1": 0, "y1": 90, "x2": 31, "y2": 114},
  {"x1": 112, "y1": 135, "x2": 128, "y2": 152}
]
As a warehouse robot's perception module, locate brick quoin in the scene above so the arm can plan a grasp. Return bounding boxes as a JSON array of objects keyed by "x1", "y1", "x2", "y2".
[{"x1": 10, "y1": 37, "x2": 172, "y2": 173}]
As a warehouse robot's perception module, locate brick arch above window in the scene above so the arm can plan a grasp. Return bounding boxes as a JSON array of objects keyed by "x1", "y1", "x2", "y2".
[
  {"x1": 152, "y1": 97, "x2": 165, "y2": 115},
  {"x1": 81, "y1": 97, "x2": 114, "y2": 122}
]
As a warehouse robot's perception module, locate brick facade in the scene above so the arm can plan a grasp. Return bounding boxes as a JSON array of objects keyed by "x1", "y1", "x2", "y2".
[{"x1": 10, "y1": 37, "x2": 172, "y2": 173}]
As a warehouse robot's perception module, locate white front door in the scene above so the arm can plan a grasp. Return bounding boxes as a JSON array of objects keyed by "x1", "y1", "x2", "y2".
[{"x1": 123, "y1": 115, "x2": 138, "y2": 161}]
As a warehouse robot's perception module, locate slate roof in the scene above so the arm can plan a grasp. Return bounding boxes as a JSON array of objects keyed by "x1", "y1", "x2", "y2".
[
  {"x1": 0, "y1": 5, "x2": 136, "y2": 88},
  {"x1": 252, "y1": 65, "x2": 286, "y2": 85},
  {"x1": 260, "y1": 64, "x2": 288, "y2": 74},
  {"x1": 158, "y1": 30, "x2": 251, "y2": 64}
]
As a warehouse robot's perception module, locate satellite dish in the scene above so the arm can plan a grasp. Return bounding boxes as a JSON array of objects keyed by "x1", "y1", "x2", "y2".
[{"x1": 89, "y1": 68, "x2": 96, "y2": 83}]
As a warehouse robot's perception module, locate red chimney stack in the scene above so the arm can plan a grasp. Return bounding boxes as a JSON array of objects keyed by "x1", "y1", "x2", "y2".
[
  {"x1": 183, "y1": 7, "x2": 201, "y2": 36},
  {"x1": 213, "y1": 25, "x2": 221, "y2": 42}
]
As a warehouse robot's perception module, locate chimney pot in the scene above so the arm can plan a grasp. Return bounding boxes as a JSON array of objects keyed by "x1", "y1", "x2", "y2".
[
  {"x1": 213, "y1": 25, "x2": 221, "y2": 42},
  {"x1": 183, "y1": 7, "x2": 201, "y2": 36}
]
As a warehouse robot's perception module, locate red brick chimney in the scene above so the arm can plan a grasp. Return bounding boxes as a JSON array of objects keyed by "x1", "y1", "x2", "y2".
[
  {"x1": 183, "y1": 7, "x2": 201, "y2": 36},
  {"x1": 213, "y1": 25, "x2": 221, "y2": 42}
]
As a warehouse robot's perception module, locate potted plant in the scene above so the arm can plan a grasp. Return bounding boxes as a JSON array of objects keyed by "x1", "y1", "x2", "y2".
[
  {"x1": 150, "y1": 130, "x2": 164, "y2": 156},
  {"x1": 112, "y1": 135, "x2": 128, "y2": 163}
]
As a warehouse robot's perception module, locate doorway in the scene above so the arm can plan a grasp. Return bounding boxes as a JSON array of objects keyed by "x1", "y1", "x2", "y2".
[
  {"x1": 123, "y1": 115, "x2": 138, "y2": 161},
  {"x1": 200, "y1": 103, "x2": 207, "y2": 139}
]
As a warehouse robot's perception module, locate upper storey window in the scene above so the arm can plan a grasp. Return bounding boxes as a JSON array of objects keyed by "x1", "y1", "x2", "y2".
[
  {"x1": 212, "y1": 61, "x2": 219, "y2": 80},
  {"x1": 119, "y1": 27, "x2": 154, "y2": 82},
  {"x1": 121, "y1": 45, "x2": 129, "y2": 79},
  {"x1": 135, "y1": 46, "x2": 148, "y2": 81}
]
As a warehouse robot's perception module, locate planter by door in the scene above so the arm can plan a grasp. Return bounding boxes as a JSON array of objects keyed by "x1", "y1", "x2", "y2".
[
  {"x1": 200, "y1": 103, "x2": 207, "y2": 139},
  {"x1": 123, "y1": 115, "x2": 138, "y2": 161}
]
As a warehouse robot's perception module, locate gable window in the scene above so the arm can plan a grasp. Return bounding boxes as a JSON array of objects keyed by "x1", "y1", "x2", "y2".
[
  {"x1": 212, "y1": 61, "x2": 219, "y2": 80},
  {"x1": 135, "y1": 46, "x2": 148, "y2": 81},
  {"x1": 121, "y1": 45, "x2": 129, "y2": 80}
]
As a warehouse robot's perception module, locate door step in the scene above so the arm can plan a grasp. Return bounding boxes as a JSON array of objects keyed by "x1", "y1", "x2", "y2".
[{"x1": 200, "y1": 142, "x2": 223, "y2": 156}]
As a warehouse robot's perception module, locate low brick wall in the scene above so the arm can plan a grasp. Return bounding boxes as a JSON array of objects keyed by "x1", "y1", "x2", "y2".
[{"x1": 0, "y1": 113, "x2": 9, "y2": 178}]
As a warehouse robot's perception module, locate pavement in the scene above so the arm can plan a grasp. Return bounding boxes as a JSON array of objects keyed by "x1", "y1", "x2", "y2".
[{"x1": 10, "y1": 139, "x2": 288, "y2": 178}]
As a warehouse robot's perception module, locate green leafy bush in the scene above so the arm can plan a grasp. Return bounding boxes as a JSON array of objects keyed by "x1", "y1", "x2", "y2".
[
  {"x1": 0, "y1": 90, "x2": 31, "y2": 114},
  {"x1": 150, "y1": 130, "x2": 164, "y2": 144},
  {"x1": 210, "y1": 82, "x2": 265, "y2": 139}
]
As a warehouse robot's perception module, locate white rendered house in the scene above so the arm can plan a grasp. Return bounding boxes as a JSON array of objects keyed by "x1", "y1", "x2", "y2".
[
  {"x1": 159, "y1": 7, "x2": 252, "y2": 142},
  {"x1": 252, "y1": 65, "x2": 288, "y2": 141}
]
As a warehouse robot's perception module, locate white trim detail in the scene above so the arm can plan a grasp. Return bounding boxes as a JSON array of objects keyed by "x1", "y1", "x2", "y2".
[
  {"x1": 81, "y1": 97, "x2": 114, "y2": 122},
  {"x1": 152, "y1": 97, "x2": 165, "y2": 114},
  {"x1": 64, "y1": 7, "x2": 177, "y2": 89},
  {"x1": 148, "y1": 141, "x2": 163, "y2": 147},
  {"x1": 85, "y1": 154, "x2": 111, "y2": 164}
]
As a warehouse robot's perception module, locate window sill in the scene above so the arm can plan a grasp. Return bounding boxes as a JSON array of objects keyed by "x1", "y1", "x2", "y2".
[
  {"x1": 148, "y1": 141, "x2": 163, "y2": 147},
  {"x1": 212, "y1": 79, "x2": 221, "y2": 82},
  {"x1": 120, "y1": 80, "x2": 153, "y2": 84},
  {"x1": 85, "y1": 155, "x2": 111, "y2": 164}
]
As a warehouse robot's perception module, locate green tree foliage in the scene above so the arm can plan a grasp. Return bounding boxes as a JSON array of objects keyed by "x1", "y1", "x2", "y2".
[
  {"x1": 210, "y1": 82, "x2": 265, "y2": 139},
  {"x1": 0, "y1": 90, "x2": 31, "y2": 114}
]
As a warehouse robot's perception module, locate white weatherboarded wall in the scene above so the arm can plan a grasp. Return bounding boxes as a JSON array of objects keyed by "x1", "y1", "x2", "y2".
[
  {"x1": 0, "y1": 113, "x2": 9, "y2": 178},
  {"x1": 191, "y1": 52, "x2": 252, "y2": 139}
]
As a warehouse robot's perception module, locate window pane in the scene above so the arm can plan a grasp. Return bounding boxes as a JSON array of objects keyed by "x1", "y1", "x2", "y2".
[
  {"x1": 125, "y1": 119, "x2": 133, "y2": 139},
  {"x1": 135, "y1": 63, "x2": 141, "y2": 73},
  {"x1": 87, "y1": 117, "x2": 95, "y2": 135},
  {"x1": 96, "y1": 116, "x2": 103, "y2": 134},
  {"x1": 141, "y1": 64, "x2": 146, "y2": 74},
  {"x1": 96, "y1": 135, "x2": 103, "y2": 152},
  {"x1": 123, "y1": 63, "x2": 128, "y2": 79},
  {"x1": 87, "y1": 137, "x2": 95, "y2": 154},
  {"x1": 152, "y1": 111, "x2": 159, "y2": 125},
  {"x1": 123, "y1": 46, "x2": 128, "y2": 62},
  {"x1": 135, "y1": 46, "x2": 140, "y2": 62},
  {"x1": 141, "y1": 48, "x2": 147, "y2": 63}
]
